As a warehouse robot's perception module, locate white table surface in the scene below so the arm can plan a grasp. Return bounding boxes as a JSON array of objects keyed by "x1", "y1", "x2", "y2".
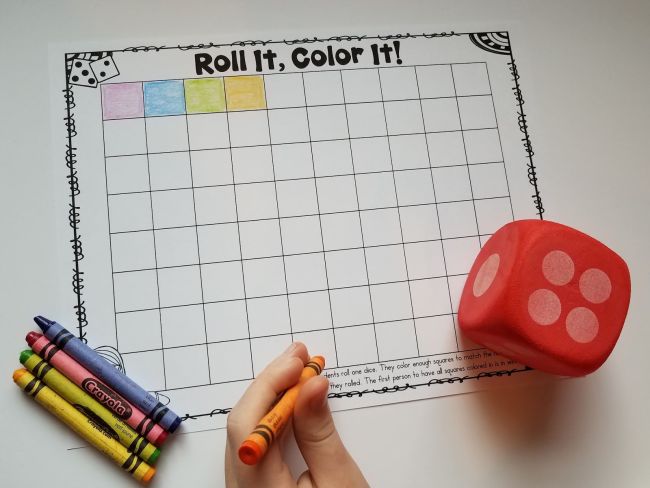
[{"x1": 1, "y1": 1, "x2": 649, "y2": 487}]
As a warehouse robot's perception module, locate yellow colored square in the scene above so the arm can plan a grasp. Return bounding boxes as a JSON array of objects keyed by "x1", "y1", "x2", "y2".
[
  {"x1": 225, "y1": 76, "x2": 266, "y2": 111},
  {"x1": 184, "y1": 78, "x2": 226, "y2": 113}
]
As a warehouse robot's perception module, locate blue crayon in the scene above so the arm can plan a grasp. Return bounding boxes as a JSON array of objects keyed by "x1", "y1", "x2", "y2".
[{"x1": 34, "y1": 316, "x2": 181, "y2": 432}]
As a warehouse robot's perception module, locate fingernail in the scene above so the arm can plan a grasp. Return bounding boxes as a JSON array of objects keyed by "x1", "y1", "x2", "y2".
[
  {"x1": 283, "y1": 342, "x2": 298, "y2": 355},
  {"x1": 309, "y1": 382, "x2": 329, "y2": 411}
]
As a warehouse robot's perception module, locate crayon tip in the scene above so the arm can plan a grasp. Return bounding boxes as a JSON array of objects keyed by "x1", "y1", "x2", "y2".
[
  {"x1": 13, "y1": 368, "x2": 28, "y2": 383},
  {"x1": 26, "y1": 331, "x2": 42, "y2": 346},
  {"x1": 19, "y1": 350, "x2": 33, "y2": 364},
  {"x1": 33, "y1": 316, "x2": 53, "y2": 332},
  {"x1": 155, "y1": 429, "x2": 169, "y2": 446},
  {"x1": 142, "y1": 466, "x2": 156, "y2": 485},
  {"x1": 148, "y1": 447, "x2": 161, "y2": 465},
  {"x1": 169, "y1": 415, "x2": 182, "y2": 433},
  {"x1": 238, "y1": 440, "x2": 263, "y2": 465}
]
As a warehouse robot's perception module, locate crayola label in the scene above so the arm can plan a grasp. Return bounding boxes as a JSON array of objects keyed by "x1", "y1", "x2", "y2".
[{"x1": 82, "y1": 378, "x2": 133, "y2": 419}]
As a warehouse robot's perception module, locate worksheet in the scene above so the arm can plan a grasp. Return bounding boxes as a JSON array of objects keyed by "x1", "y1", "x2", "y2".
[{"x1": 53, "y1": 32, "x2": 543, "y2": 432}]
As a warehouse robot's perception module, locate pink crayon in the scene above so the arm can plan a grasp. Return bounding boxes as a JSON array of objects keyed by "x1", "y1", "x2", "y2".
[{"x1": 26, "y1": 332, "x2": 168, "y2": 446}]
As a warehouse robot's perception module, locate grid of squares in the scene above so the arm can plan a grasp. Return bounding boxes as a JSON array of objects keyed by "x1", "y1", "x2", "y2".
[{"x1": 101, "y1": 63, "x2": 513, "y2": 391}]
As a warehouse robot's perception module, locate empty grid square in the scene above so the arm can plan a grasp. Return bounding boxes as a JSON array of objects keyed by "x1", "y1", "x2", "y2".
[
  {"x1": 431, "y1": 165, "x2": 473, "y2": 202},
  {"x1": 247, "y1": 295, "x2": 291, "y2": 337},
  {"x1": 289, "y1": 291, "x2": 332, "y2": 332},
  {"x1": 312, "y1": 140, "x2": 353, "y2": 177},
  {"x1": 235, "y1": 182, "x2": 278, "y2": 221},
  {"x1": 384, "y1": 100, "x2": 424, "y2": 135},
  {"x1": 457, "y1": 96, "x2": 496, "y2": 130},
  {"x1": 268, "y1": 108, "x2": 309, "y2": 144},
  {"x1": 151, "y1": 189, "x2": 196, "y2": 228},
  {"x1": 239, "y1": 219, "x2": 282, "y2": 259},
  {"x1": 202, "y1": 261, "x2": 245, "y2": 301},
  {"x1": 264, "y1": 73, "x2": 305, "y2": 108},
  {"x1": 228, "y1": 111, "x2": 270, "y2": 147},
  {"x1": 122, "y1": 351, "x2": 165, "y2": 392},
  {"x1": 103, "y1": 119, "x2": 146, "y2": 157},
  {"x1": 205, "y1": 300, "x2": 248, "y2": 342},
  {"x1": 365, "y1": 245, "x2": 407, "y2": 284},
  {"x1": 468, "y1": 163, "x2": 509, "y2": 199},
  {"x1": 303, "y1": 71, "x2": 344, "y2": 105},
  {"x1": 276, "y1": 179, "x2": 318, "y2": 217},
  {"x1": 325, "y1": 249, "x2": 368, "y2": 288},
  {"x1": 475, "y1": 197, "x2": 513, "y2": 235},
  {"x1": 416, "y1": 315, "x2": 458, "y2": 356},
  {"x1": 232, "y1": 145, "x2": 274, "y2": 184},
  {"x1": 427, "y1": 131, "x2": 466, "y2": 167},
  {"x1": 292, "y1": 329, "x2": 337, "y2": 368},
  {"x1": 187, "y1": 113, "x2": 229, "y2": 150},
  {"x1": 341, "y1": 69, "x2": 381, "y2": 103},
  {"x1": 370, "y1": 282, "x2": 412, "y2": 322},
  {"x1": 106, "y1": 155, "x2": 149, "y2": 194},
  {"x1": 161, "y1": 305, "x2": 206, "y2": 348},
  {"x1": 149, "y1": 152, "x2": 192, "y2": 191},
  {"x1": 197, "y1": 223, "x2": 240, "y2": 263},
  {"x1": 443, "y1": 236, "x2": 481, "y2": 275},
  {"x1": 330, "y1": 286, "x2": 373, "y2": 327},
  {"x1": 448, "y1": 275, "x2": 467, "y2": 312},
  {"x1": 194, "y1": 186, "x2": 237, "y2": 224},
  {"x1": 108, "y1": 193, "x2": 152, "y2": 233},
  {"x1": 280, "y1": 216, "x2": 323, "y2": 254},
  {"x1": 394, "y1": 169, "x2": 436, "y2": 205},
  {"x1": 346, "y1": 103, "x2": 386, "y2": 138},
  {"x1": 335, "y1": 324, "x2": 378, "y2": 366},
  {"x1": 376, "y1": 320, "x2": 418, "y2": 361},
  {"x1": 360, "y1": 208, "x2": 403, "y2": 246},
  {"x1": 416, "y1": 65, "x2": 455, "y2": 98},
  {"x1": 452, "y1": 63, "x2": 491, "y2": 96},
  {"x1": 437, "y1": 201, "x2": 478, "y2": 238},
  {"x1": 320, "y1": 212, "x2": 362, "y2": 251},
  {"x1": 251, "y1": 335, "x2": 293, "y2": 376},
  {"x1": 400, "y1": 204, "x2": 440, "y2": 242},
  {"x1": 111, "y1": 231, "x2": 155, "y2": 272},
  {"x1": 272, "y1": 143, "x2": 314, "y2": 180},
  {"x1": 208, "y1": 340, "x2": 252, "y2": 383},
  {"x1": 243, "y1": 257, "x2": 286, "y2": 297},
  {"x1": 389, "y1": 134, "x2": 429, "y2": 170},
  {"x1": 355, "y1": 172, "x2": 397, "y2": 209},
  {"x1": 164, "y1": 345, "x2": 210, "y2": 389},
  {"x1": 155, "y1": 227, "x2": 199, "y2": 267},
  {"x1": 405, "y1": 241, "x2": 446, "y2": 279},
  {"x1": 410, "y1": 277, "x2": 451, "y2": 317},
  {"x1": 116, "y1": 310, "x2": 161, "y2": 353},
  {"x1": 158, "y1": 266, "x2": 202, "y2": 307},
  {"x1": 143, "y1": 80, "x2": 185, "y2": 116},
  {"x1": 316, "y1": 176, "x2": 358, "y2": 213},
  {"x1": 285, "y1": 253, "x2": 327, "y2": 293},
  {"x1": 113, "y1": 270, "x2": 158, "y2": 312},
  {"x1": 102, "y1": 83, "x2": 144, "y2": 120},
  {"x1": 224, "y1": 76, "x2": 266, "y2": 111},
  {"x1": 145, "y1": 116, "x2": 189, "y2": 153},
  {"x1": 464, "y1": 128, "x2": 502, "y2": 164},
  {"x1": 379, "y1": 67, "x2": 419, "y2": 101},
  {"x1": 421, "y1": 98, "x2": 461, "y2": 132},
  {"x1": 191, "y1": 149, "x2": 233, "y2": 186},
  {"x1": 307, "y1": 105, "x2": 349, "y2": 141},
  {"x1": 350, "y1": 137, "x2": 391, "y2": 173}
]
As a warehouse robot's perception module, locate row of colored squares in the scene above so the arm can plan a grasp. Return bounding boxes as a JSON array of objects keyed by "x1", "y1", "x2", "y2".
[{"x1": 102, "y1": 77, "x2": 266, "y2": 120}]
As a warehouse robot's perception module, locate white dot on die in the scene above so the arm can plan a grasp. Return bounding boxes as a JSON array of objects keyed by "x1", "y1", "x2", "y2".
[
  {"x1": 579, "y1": 268, "x2": 612, "y2": 304},
  {"x1": 473, "y1": 253, "x2": 500, "y2": 297},
  {"x1": 566, "y1": 307, "x2": 599, "y2": 343},
  {"x1": 528, "y1": 289, "x2": 562, "y2": 325},
  {"x1": 542, "y1": 250, "x2": 575, "y2": 286}
]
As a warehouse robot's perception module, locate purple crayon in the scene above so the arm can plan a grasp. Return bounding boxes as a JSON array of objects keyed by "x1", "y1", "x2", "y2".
[{"x1": 34, "y1": 316, "x2": 181, "y2": 432}]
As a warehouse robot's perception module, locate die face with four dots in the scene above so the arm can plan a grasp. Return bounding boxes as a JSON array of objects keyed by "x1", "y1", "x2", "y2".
[{"x1": 458, "y1": 219, "x2": 631, "y2": 376}]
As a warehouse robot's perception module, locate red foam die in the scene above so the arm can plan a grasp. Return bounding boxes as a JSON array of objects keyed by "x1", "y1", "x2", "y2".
[{"x1": 458, "y1": 219, "x2": 630, "y2": 376}]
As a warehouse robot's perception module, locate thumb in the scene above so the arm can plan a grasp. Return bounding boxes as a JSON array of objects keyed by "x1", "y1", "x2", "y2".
[{"x1": 293, "y1": 376, "x2": 368, "y2": 487}]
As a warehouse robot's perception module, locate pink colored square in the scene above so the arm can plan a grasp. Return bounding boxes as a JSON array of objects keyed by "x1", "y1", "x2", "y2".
[{"x1": 102, "y1": 83, "x2": 144, "y2": 120}]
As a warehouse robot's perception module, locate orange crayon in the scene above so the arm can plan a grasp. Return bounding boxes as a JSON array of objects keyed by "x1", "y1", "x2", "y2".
[{"x1": 238, "y1": 356, "x2": 325, "y2": 465}]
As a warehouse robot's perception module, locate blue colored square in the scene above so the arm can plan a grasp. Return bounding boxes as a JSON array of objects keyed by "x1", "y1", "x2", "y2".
[{"x1": 144, "y1": 80, "x2": 186, "y2": 116}]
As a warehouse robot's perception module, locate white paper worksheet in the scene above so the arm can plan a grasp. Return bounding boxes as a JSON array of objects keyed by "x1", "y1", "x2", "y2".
[{"x1": 53, "y1": 32, "x2": 543, "y2": 432}]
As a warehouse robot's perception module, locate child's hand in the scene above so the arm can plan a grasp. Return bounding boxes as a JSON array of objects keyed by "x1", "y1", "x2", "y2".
[{"x1": 225, "y1": 342, "x2": 370, "y2": 488}]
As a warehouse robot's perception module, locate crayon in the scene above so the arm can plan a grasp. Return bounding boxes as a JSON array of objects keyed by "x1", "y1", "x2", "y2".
[
  {"x1": 21, "y1": 350, "x2": 161, "y2": 464},
  {"x1": 34, "y1": 316, "x2": 181, "y2": 432},
  {"x1": 238, "y1": 356, "x2": 325, "y2": 465},
  {"x1": 27, "y1": 332, "x2": 168, "y2": 446},
  {"x1": 13, "y1": 369, "x2": 156, "y2": 484}
]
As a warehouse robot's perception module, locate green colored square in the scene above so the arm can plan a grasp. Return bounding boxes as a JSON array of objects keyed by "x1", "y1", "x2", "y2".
[{"x1": 184, "y1": 78, "x2": 226, "y2": 113}]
